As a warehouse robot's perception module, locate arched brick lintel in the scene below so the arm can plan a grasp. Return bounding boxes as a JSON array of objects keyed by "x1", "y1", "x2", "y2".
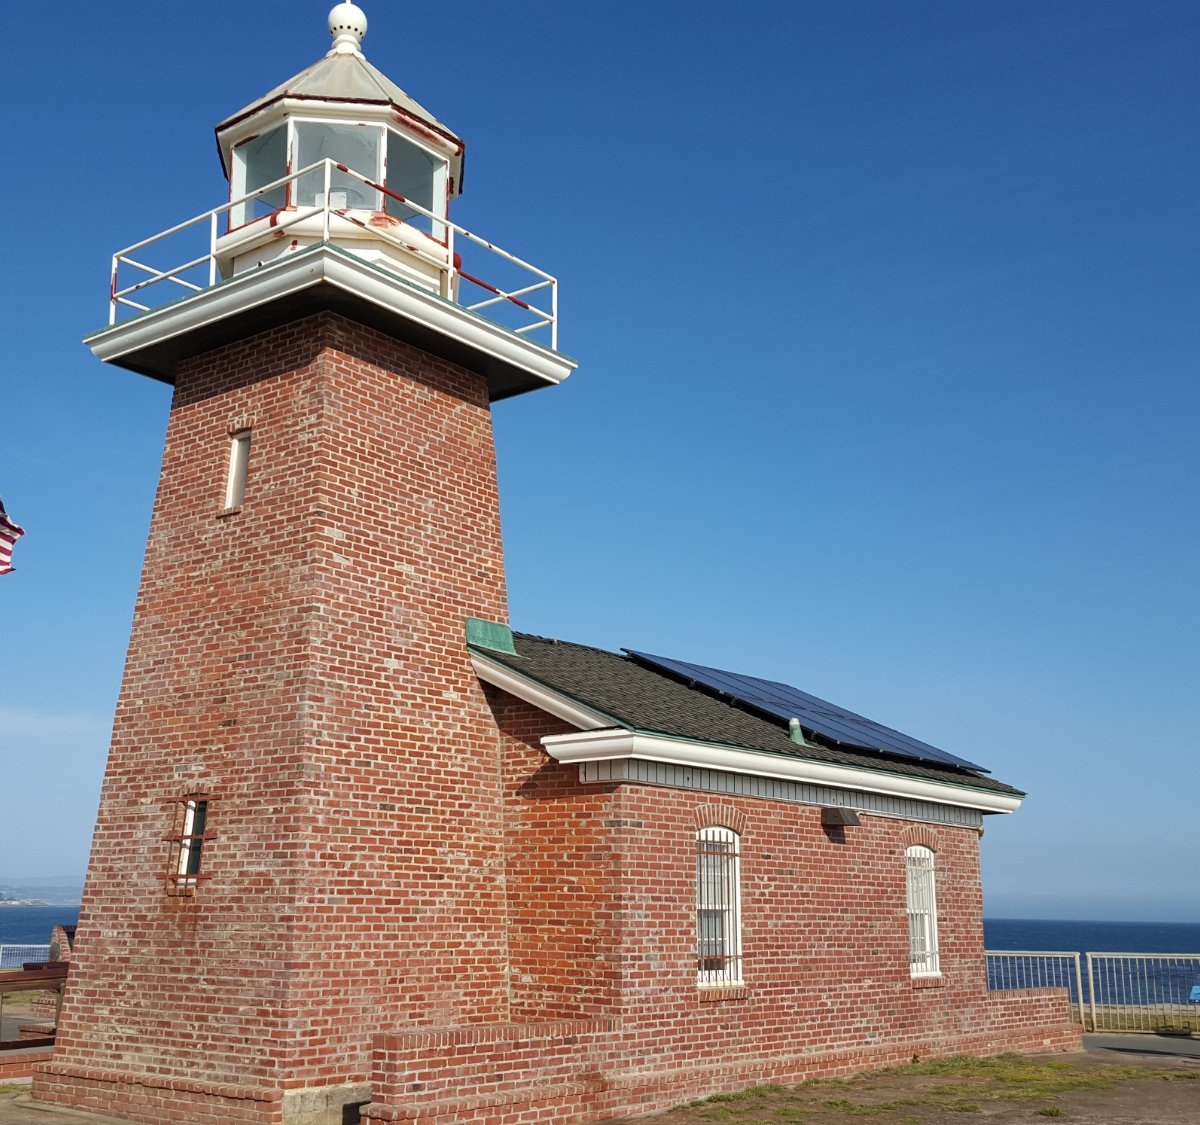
[
  {"x1": 694, "y1": 803, "x2": 747, "y2": 836},
  {"x1": 900, "y1": 824, "x2": 941, "y2": 852}
]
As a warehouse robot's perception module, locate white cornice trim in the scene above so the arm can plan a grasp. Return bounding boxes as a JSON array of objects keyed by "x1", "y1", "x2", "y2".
[
  {"x1": 470, "y1": 650, "x2": 614, "y2": 730},
  {"x1": 87, "y1": 245, "x2": 577, "y2": 391},
  {"x1": 541, "y1": 728, "x2": 1023, "y2": 815}
]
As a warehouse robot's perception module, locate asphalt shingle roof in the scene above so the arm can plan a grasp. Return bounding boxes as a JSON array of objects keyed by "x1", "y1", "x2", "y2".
[{"x1": 475, "y1": 632, "x2": 1023, "y2": 799}]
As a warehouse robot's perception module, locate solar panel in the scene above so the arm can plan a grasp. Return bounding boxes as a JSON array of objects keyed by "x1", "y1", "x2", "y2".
[{"x1": 623, "y1": 649, "x2": 988, "y2": 773}]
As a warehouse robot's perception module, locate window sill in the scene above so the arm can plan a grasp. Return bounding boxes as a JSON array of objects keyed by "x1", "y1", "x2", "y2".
[
  {"x1": 697, "y1": 984, "x2": 747, "y2": 1002},
  {"x1": 911, "y1": 974, "x2": 945, "y2": 988}
]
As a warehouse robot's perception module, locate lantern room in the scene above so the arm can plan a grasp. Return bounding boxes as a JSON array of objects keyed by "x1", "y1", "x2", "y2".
[
  {"x1": 212, "y1": 3, "x2": 463, "y2": 293},
  {"x1": 89, "y1": 2, "x2": 575, "y2": 401}
]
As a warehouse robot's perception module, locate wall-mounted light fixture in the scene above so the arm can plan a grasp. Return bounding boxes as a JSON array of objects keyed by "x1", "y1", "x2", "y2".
[{"x1": 820, "y1": 806, "x2": 861, "y2": 827}]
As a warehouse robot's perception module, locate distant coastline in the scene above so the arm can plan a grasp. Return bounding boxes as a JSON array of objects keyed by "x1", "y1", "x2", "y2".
[{"x1": 0, "y1": 898, "x2": 51, "y2": 907}]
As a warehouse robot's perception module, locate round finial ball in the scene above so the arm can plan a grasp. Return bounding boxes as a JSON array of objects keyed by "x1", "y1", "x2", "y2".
[{"x1": 328, "y1": 3, "x2": 367, "y2": 44}]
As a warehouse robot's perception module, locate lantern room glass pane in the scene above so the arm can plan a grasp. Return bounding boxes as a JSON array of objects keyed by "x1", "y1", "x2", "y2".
[
  {"x1": 385, "y1": 130, "x2": 446, "y2": 235},
  {"x1": 230, "y1": 125, "x2": 287, "y2": 228},
  {"x1": 294, "y1": 121, "x2": 383, "y2": 210}
]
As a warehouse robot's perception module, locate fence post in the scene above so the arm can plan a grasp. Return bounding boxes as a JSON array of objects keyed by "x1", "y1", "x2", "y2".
[
  {"x1": 1087, "y1": 953, "x2": 1098, "y2": 1032},
  {"x1": 1071, "y1": 952, "x2": 1085, "y2": 1027}
]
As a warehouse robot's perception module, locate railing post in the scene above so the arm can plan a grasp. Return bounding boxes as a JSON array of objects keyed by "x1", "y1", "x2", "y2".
[
  {"x1": 109, "y1": 255, "x2": 119, "y2": 325},
  {"x1": 1071, "y1": 952, "x2": 1085, "y2": 1026},
  {"x1": 551, "y1": 276, "x2": 559, "y2": 351},
  {"x1": 210, "y1": 211, "x2": 219, "y2": 287},
  {"x1": 323, "y1": 159, "x2": 332, "y2": 243},
  {"x1": 1087, "y1": 952, "x2": 1098, "y2": 1032}
]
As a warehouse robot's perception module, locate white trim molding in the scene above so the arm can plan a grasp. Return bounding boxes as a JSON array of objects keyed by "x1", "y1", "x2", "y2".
[{"x1": 541, "y1": 728, "x2": 1023, "y2": 816}]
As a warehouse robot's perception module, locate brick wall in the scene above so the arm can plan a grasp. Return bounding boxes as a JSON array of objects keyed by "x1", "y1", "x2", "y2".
[{"x1": 37, "y1": 313, "x2": 517, "y2": 1122}]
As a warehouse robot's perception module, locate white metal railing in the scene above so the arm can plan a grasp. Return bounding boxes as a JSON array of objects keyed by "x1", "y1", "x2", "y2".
[
  {"x1": 1086, "y1": 952, "x2": 1200, "y2": 1033},
  {"x1": 0, "y1": 944, "x2": 50, "y2": 969},
  {"x1": 108, "y1": 159, "x2": 560, "y2": 350},
  {"x1": 986, "y1": 949, "x2": 1086, "y2": 1025},
  {"x1": 987, "y1": 949, "x2": 1200, "y2": 1032}
]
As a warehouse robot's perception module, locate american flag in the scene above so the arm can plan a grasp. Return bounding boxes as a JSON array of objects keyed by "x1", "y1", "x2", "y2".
[{"x1": 0, "y1": 498, "x2": 24, "y2": 576}]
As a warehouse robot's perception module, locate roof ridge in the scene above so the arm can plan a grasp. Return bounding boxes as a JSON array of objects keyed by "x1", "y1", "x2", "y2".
[{"x1": 511, "y1": 631, "x2": 628, "y2": 658}]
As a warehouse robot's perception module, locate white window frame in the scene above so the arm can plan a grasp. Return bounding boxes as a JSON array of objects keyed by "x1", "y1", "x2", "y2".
[
  {"x1": 696, "y1": 825, "x2": 743, "y2": 986},
  {"x1": 383, "y1": 126, "x2": 450, "y2": 243},
  {"x1": 226, "y1": 115, "x2": 452, "y2": 232},
  {"x1": 905, "y1": 844, "x2": 941, "y2": 977},
  {"x1": 229, "y1": 125, "x2": 289, "y2": 229},
  {"x1": 225, "y1": 429, "x2": 251, "y2": 510}
]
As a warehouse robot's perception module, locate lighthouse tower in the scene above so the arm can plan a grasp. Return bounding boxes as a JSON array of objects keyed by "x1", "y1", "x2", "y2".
[{"x1": 37, "y1": 6, "x2": 574, "y2": 1123}]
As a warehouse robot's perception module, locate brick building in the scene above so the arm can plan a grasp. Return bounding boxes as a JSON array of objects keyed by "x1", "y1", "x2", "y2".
[{"x1": 35, "y1": 5, "x2": 1078, "y2": 1124}]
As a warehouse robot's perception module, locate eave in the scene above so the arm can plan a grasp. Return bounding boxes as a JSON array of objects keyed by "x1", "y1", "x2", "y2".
[
  {"x1": 470, "y1": 649, "x2": 1024, "y2": 816},
  {"x1": 86, "y1": 243, "x2": 576, "y2": 401}
]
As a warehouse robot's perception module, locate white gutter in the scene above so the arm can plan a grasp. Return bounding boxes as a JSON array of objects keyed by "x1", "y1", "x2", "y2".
[
  {"x1": 472, "y1": 652, "x2": 1022, "y2": 816},
  {"x1": 541, "y1": 728, "x2": 1023, "y2": 816}
]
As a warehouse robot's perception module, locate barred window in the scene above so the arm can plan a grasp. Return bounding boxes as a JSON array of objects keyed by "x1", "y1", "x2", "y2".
[
  {"x1": 696, "y1": 826, "x2": 742, "y2": 986},
  {"x1": 168, "y1": 797, "x2": 211, "y2": 891},
  {"x1": 905, "y1": 844, "x2": 940, "y2": 976}
]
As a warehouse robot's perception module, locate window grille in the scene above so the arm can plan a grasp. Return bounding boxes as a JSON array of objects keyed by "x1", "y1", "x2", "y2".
[
  {"x1": 696, "y1": 826, "x2": 742, "y2": 986},
  {"x1": 166, "y1": 797, "x2": 211, "y2": 892},
  {"x1": 905, "y1": 844, "x2": 940, "y2": 976}
]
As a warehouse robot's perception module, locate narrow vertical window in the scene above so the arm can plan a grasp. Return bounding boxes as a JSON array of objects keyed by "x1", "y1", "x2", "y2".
[
  {"x1": 225, "y1": 430, "x2": 251, "y2": 509},
  {"x1": 696, "y1": 826, "x2": 742, "y2": 986},
  {"x1": 172, "y1": 798, "x2": 209, "y2": 890},
  {"x1": 905, "y1": 844, "x2": 940, "y2": 976}
]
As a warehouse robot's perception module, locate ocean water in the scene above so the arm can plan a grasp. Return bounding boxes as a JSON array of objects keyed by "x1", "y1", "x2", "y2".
[
  {"x1": 984, "y1": 917, "x2": 1200, "y2": 955},
  {"x1": 0, "y1": 905, "x2": 81, "y2": 948}
]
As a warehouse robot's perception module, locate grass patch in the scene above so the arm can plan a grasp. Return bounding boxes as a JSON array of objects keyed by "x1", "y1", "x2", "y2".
[
  {"x1": 878, "y1": 1052, "x2": 1194, "y2": 1101},
  {"x1": 820, "y1": 1098, "x2": 912, "y2": 1116},
  {"x1": 660, "y1": 1053, "x2": 1199, "y2": 1122}
]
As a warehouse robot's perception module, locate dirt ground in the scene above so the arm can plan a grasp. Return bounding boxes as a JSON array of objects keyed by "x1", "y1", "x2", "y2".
[{"x1": 0, "y1": 1047, "x2": 1196, "y2": 1124}]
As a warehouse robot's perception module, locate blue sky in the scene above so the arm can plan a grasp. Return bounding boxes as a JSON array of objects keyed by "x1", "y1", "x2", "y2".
[{"x1": 2, "y1": 1, "x2": 1197, "y2": 922}]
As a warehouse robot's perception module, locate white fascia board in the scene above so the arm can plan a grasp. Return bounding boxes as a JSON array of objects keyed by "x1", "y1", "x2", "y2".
[
  {"x1": 541, "y1": 728, "x2": 1024, "y2": 815},
  {"x1": 88, "y1": 246, "x2": 577, "y2": 390},
  {"x1": 470, "y1": 650, "x2": 614, "y2": 730}
]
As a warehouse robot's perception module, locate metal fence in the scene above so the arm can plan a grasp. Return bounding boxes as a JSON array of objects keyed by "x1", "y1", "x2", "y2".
[
  {"x1": 1086, "y1": 953, "x2": 1200, "y2": 1033},
  {"x1": 986, "y1": 949, "x2": 1200, "y2": 1032},
  {"x1": 0, "y1": 944, "x2": 50, "y2": 969}
]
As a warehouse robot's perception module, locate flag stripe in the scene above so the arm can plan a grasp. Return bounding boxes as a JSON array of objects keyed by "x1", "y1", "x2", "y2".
[{"x1": 0, "y1": 499, "x2": 25, "y2": 575}]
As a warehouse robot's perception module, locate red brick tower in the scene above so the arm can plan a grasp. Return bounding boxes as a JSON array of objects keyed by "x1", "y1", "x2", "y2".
[{"x1": 36, "y1": 6, "x2": 575, "y2": 1122}]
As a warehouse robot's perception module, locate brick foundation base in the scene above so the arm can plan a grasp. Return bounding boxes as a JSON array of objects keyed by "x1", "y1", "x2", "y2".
[
  {"x1": 33, "y1": 1064, "x2": 372, "y2": 1125},
  {"x1": 362, "y1": 991, "x2": 1082, "y2": 1123},
  {"x1": 35, "y1": 1065, "x2": 284, "y2": 1124}
]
